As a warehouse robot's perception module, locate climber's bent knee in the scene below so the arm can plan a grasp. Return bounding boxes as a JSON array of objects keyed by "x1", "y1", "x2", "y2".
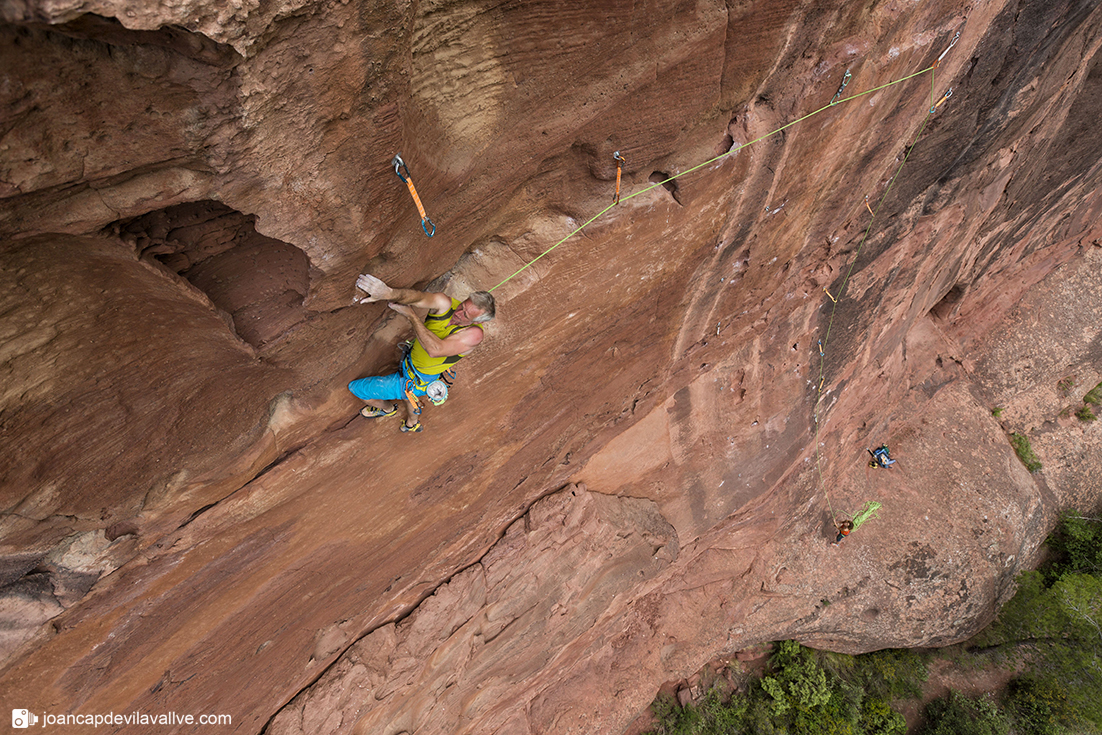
[{"x1": 348, "y1": 372, "x2": 405, "y2": 401}]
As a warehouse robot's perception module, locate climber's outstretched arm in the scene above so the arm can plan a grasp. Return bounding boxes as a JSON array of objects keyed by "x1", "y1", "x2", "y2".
[{"x1": 355, "y1": 273, "x2": 451, "y2": 313}]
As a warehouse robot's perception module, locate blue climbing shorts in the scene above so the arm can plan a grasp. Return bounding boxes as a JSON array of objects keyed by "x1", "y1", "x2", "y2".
[{"x1": 348, "y1": 371, "x2": 428, "y2": 402}]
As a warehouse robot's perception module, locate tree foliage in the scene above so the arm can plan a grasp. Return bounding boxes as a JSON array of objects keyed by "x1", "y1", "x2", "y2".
[
  {"x1": 647, "y1": 642, "x2": 917, "y2": 735},
  {"x1": 921, "y1": 691, "x2": 1009, "y2": 735},
  {"x1": 1006, "y1": 676, "x2": 1072, "y2": 735},
  {"x1": 1046, "y1": 512, "x2": 1102, "y2": 581},
  {"x1": 969, "y1": 510, "x2": 1102, "y2": 732},
  {"x1": 761, "y1": 640, "x2": 832, "y2": 717}
]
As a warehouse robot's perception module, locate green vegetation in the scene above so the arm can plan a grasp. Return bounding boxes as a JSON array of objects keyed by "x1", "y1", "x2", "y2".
[
  {"x1": 1057, "y1": 376, "x2": 1076, "y2": 396},
  {"x1": 1005, "y1": 676, "x2": 1073, "y2": 735},
  {"x1": 991, "y1": 407, "x2": 1004, "y2": 418},
  {"x1": 1059, "y1": 379, "x2": 1102, "y2": 421},
  {"x1": 645, "y1": 642, "x2": 920, "y2": 735},
  {"x1": 921, "y1": 691, "x2": 1008, "y2": 735},
  {"x1": 970, "y1": 510, "x2": 1102, "y2": 732},
  {"x1": 1009, "y1": 432, "x2": 1043, "y2": 472},
  {"x1": 646, "y1": 512, "x2": 1102, "y2": 735}
]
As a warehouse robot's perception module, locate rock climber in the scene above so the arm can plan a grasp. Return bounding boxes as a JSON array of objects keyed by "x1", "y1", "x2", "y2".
[
  {"x1": 867, "y1": 444, "x2": 897, "y2": 468},
  {"x1": 832, "y1": 519, "x2": 854, "y2": 546},
  {"x1": 348, "y1": 273, "x2": 496, "y2": 433}
]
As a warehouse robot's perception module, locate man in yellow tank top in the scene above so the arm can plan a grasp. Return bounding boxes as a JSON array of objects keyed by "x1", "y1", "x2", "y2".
[{"x1": 348, "y1": 273, "x2": 496, "y2": 432}]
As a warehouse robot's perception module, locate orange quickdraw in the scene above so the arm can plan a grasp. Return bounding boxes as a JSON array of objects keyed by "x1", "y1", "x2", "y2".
[
  {"x1": 929, "y1": 88, "x2": 953, "y2": 113},
  {"x1": 393, "y1": 154, "x2": 436, "y2": 237},
  {"x1": 613, "y1": 151, "x2": 626, "y2": 205}
]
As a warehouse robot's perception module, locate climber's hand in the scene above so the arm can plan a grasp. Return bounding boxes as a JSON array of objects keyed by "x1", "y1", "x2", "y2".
[{"x1": 355, "y1": 273, "x2": 393, "y2": 303}]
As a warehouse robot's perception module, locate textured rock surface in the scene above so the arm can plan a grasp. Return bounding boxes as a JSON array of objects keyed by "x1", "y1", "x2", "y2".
[
  {"x1": 267, "y1": 484, "x2": 677, "y2": 735},
  {"x1": 1, "y1": 0, "x2": 1102, "y2": 733}
]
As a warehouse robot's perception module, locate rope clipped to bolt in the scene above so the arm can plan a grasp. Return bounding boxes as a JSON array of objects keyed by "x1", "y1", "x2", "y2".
[{"x1": 488, "y1": 28, "x2": 963, "y2": 298}]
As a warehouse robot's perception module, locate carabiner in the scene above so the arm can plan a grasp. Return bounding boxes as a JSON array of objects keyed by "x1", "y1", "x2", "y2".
[
  {"x1": 934, "y1": 30, "x2": 961, "y2": 68},
  {"x1": 929, "y1": 87, "x2": 953, "y2": 114},
  {"x1": 830, "y1": 70, "x2": 851, "y2": 106},
  {"x1": 392, "y1": 154, "x2": 410, "y2": 183}
]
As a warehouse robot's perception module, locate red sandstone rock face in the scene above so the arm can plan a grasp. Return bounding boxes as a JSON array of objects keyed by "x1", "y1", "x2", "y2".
[{"x1": 2, "y1": 0, "x2": 1102, "y2": 733}]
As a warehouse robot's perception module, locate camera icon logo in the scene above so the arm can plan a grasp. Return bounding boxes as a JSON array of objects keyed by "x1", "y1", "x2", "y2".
[{"x1": 12, "y1": 709, "x2": 39, "y2": 728}]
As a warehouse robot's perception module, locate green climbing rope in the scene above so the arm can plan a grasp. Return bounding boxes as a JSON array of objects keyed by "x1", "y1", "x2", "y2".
[
  {"x1": 489, "y1": 64, "x2": 938, "y2": 293},
  {"x1": 484, "y1": 38, "x2": 959, "y2": 533},
  {"x1": 813, "y1": 68, "x2": 939, "y2": 525},
  {"x1": 851, "y1": 501, "x2": 883, "y2": 531}
]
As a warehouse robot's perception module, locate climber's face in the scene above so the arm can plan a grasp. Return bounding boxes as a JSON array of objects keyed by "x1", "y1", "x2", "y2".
[{"x1": 450, "y1": 299, "x2": 484, "y2": 326}]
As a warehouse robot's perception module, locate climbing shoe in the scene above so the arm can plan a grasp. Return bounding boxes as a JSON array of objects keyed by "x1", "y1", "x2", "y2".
[
  {"x1": 361, "y1": 406, "x2": 398, "y2": 419},
  {"x1": 400, "y1": 421, "x2": 423, "y2": 433}
]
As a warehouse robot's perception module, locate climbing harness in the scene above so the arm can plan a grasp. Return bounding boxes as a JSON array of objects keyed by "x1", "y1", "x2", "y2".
[
  {"x1": 397, "y1": 343, "x2": 454, "y2": 410},
  {"x1": 613, "y1": 151, "x2": 626, "y2": 205},
  {"x1": 867, "y1": 445, "x2": 896, "y2": 469},
  {"x1": 399, "y1": 365, "x2": 443, "y2": 415},
  {"x1": 830, "y1": 70, "x2": 851, "y2": 105},
  {"x1": 392, "y1": 154, "x2": 436, "y2": 237}
]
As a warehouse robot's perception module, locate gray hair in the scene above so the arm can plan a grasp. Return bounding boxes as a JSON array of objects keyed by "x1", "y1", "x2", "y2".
[{"x1": 468, "y1": 291, "x2": 496, "y2": 322}]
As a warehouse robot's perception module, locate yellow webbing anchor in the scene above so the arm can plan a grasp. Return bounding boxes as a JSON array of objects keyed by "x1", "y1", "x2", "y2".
[
  {"x1": 613, "y1": 151, "x2": 626, "y2": 205},
  {"x1": 392, "y1": 154, "x2": 436, "y2": 237}
]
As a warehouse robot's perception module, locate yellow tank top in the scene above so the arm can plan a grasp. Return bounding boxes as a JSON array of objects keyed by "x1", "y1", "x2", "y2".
[{"x1": 408, "y1": 298, "x2": 483, "y2": 376}]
